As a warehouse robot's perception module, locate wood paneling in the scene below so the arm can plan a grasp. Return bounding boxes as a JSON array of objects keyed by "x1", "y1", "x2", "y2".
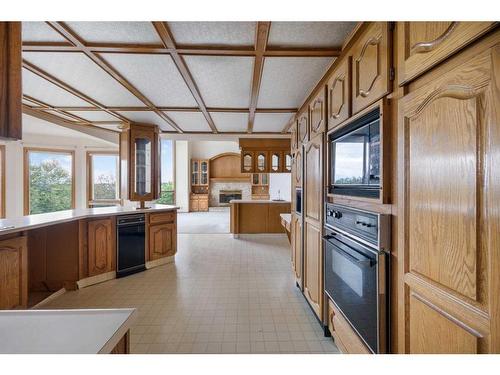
[
  {"x1": 327, "y1": 56, "x2": 352, "y2": 130},
  {"x1": 149, "y1": 223, "x2": 176, "y2": 260},
  {"x1": 209, "y1": 153, "x2": 247, "y2": 179},
  {"x1": 351, "y1": 22, "x2": 392, "y2": 114},
  {"x1": 0, "y1": 22, "x2": 22, "y2": 140},
  {"x1": 398, "y1": 22, "x2": 496, "y2": 84},
  {"x1": 0, "y1": 236, "x2": 27, "y2": 309},
  {"x1": 309, "y1": 87, "x2": 326, "y2": 137},
  {"x1": 305, "y1": 134, "x2": 323, "y2": 225},
  {"x1": 88, "y1": 218, "x2": 115, "y2": 277},
  {"x1": 398, "y1": 42, "x2": 500, "y2": 353},
  {"x1": 304, "y1": 222, "x2": 322, "y2": 319}
]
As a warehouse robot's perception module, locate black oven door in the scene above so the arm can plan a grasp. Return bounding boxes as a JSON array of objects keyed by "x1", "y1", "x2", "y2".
[{"x1": 323, "y1": 228, "x2": 386, "y2": 353}]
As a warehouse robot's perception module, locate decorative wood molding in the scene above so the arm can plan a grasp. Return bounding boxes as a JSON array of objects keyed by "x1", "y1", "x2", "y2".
[
  {"x1": 356, "y1": 36, "x2": 381, "y2": 98},
  {"x1": 411, "y1": 22, "x2": 459, "y2": 54},
  {"x1": 329, "y1": 74, "x2": 346, "y2": 119}
]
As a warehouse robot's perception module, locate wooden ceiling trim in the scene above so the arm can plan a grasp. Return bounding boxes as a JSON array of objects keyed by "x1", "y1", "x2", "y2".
[
  {"x1": 26, "y1": 106, "x2": 298, "y2": 114},
  {"x1": 22, "y1": 95, "x2": 92, "y2": 124},
  {"x1": 152, "y1": 21, "x2": 218, "y2": 134},
  {"x1": 46, "y1": 22, "x2": 183, "y2": 133},
  {"x1": 22, "y1": 60, "x2": 130, "y2": 123},
  {"x1": 247, "y1": 21, "x2": 270, "y2": 134},
  {"x1": 264, "y1": 47, "x2": 341, "y2": 57}
]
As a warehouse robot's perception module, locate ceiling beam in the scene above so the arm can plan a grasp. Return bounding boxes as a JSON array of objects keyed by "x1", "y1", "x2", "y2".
[
  {"x1": 22, "y1": 42, "x2": 341, "y2": 57},
  {"x1": 247, "y1": 22, "x2": 270, "y2": 134},
  {"x1": 46, "y1": 22, "x2": 183, "y2": 134},
  {"x1": 153, "y1": 21, "x2": 218, "y2": 134},
  {"x1": 22, "y1": 95, "x2": 92, "y2": 124}
]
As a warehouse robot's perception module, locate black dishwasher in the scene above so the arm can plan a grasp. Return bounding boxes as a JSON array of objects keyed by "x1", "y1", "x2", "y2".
[{"x1": 117, "y1": 214, "x2": 146, "y2": 278}]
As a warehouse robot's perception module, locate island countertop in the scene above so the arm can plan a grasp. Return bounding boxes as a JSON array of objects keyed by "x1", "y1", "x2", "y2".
[
  {"x1": 0, "y1": 204, "x2": 178, "y2": 236},
  {"x1": 0, "y1": 308, "x2": 136, "y2": 354}
]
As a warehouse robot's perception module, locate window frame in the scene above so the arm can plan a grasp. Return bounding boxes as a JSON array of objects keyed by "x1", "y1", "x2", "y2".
[
  {"x1": 23, "y1": 147, "x2": 76, "y2": 215},
  {"x1": 0, "y1": 145, "x2": 5, "y2": 218},
  {"x1": 86, "y1": 151, "x2": 121, "y2": 208},
  {"x1": 159, "y1": 139, "x2": 176, "y2": 205}
]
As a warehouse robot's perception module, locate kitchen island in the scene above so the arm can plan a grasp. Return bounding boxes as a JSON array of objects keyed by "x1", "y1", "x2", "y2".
[
  {"x1": 0, "y1": 308, "x2": 136, "y2": 353},
  {"x1": 230, "y1": 200, "x2": 291, "y2": 237},
  {"x1": 0, "y1": 204, "x2": 178, "y2": 310}
]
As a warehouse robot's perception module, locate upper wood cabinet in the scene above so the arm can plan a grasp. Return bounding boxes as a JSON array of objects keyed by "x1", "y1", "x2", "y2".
[
  {"x1": 327, "y1": 56, "x2": 352, "y2": 130},
  {"x1": 239, "y1": 138, "x2": 291, "y2": 174},
  {"x1": 294, "y1": 148, "x2": 303, "y2": 187},
  {"x1": 398, "y1": 22, "x2": 496, "y2": 84},
  {"x1": 304, "y1": 134, "x2": 323, "y2": 225},
  {"x1": 398, "y1": 43, "x2": 499, "y2": 353},
  {"x1": 309, "y1": 88, "x2": 326, "y2": 137},
  {"x1": 120, "y1": 123, "x2": 160, "y2": 204},
  {"x1": 291, "y1": 121, "x2": 299, "y2": 153},
  {"x1": 87, "y1": 218, "x2": 115, "y2": 277},
  {"x1": 191, "y1": 159, "x2": 209, "y2": 186},
  {"x1": 241, "y1": 151, "x2": 254, "y2": 173},
  {"x1": 297, "y1": 111, "x2": 309, "y2": 144},
  {"x1": 0, "y1": 22, "x2": 22, "y2": 140},
  {"x1": 351, "y1": 22, "x2": 392, "y2": 114},
  {"x1": 255, "y1": 151, "x2": 268, "y2": 173},
  {"x1": 0, "y1": 236, "x2": 27, "y2": 309}
]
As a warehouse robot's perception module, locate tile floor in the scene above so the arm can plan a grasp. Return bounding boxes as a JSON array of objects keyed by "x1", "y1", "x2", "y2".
[
  {"x1": 40, "y1": 233, "x2": 339, "y2": 354},
  {"x1": 177, "y1": 208, "x2": 230, "y2": 234}
]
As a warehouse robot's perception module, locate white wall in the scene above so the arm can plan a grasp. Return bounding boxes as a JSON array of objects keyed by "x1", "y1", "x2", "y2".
[
  {"x1": 269, "y1": 173, "x2": 292, "y2": 201},
  {"x1": 174, "y1": 140, "x2": 189, "y2": 212},
  {"x1": 189, "y1": 140, "x2": 239, "y2": 159}
]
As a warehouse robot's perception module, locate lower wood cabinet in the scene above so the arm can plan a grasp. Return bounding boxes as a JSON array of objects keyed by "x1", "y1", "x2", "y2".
[
  {"x1": 0, "y1": 236, "x2": 27, "y2": 309},
  {"x1": 149, "y1": 223, "x2": 176, "y2": 261},
  {"x1": 190, "y1": 194, "x2": 208, "y2": 212},
  {"x1": 291, "y1": 213, "x2": 302, "y2": 286},
  {"x1": 303, "y1": 221, "x2": 322, "y2": 320},
  {"x1": 87, "y1": 219, "x2": 115, "y2": 277}
]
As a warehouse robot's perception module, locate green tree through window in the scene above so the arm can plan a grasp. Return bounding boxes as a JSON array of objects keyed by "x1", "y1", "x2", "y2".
[{"x1": 156, "y1": 139, "x2": 175, "y2": 205}]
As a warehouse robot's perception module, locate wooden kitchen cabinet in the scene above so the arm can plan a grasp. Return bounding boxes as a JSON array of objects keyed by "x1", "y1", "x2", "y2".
[
  {"x1": 398, "y1": 42, "x2": 500, "y2": 353},
  {"x1": 291, "y1": 213, "x2": 302, "y2": 287},
  {"x1": 87, "y1": 218, "x2": 115, "y2": 277},
  {"x1": 291, "y1": 120, "x2": 298, "y2": 153},
  {"x1": 241, "y1": 151, "x2": 254, "y2": 173},
  {"x1": 191, "y1": 159, "x2": 209, "y2": 186},
  {"x1": 398, "y1": 21, "x2": 496, "y2": 84},
  {"x1": 0, "y1": 236, "x2": 27, "y2": 309},
  {"x1": 254, "y1": 151, "x2": 268, "y2": 173},
  {"x1": 149, "y1": 223, "x2": 176, "y2": 261},
  {"x1": 294, "y1": 148, "x2": 303, "y2": 187},
  {"x1": 189, "y1": 193, "x2": 209, "y2": 212},
  {"x1": 327, "y1": 56, "x2": 352, "y2": 130},
  {"x1": 309, "y1": 87, "x2": 326, "y2": 137},
  {"x1": 304, "y1": 221, "x2": 322, "y2": 320},
  {"x1": 304, "y1": 134, "x2": 323, "y2": 225},
  {"x1": 251, "y1": 173, "x2": 269, "y2": 200},
  {"x1": 351, "y1": 22, "x2": 392, "y2": 114},
  {"x1": 297, "y1": 111, "x2": 309, "y2": 144}
]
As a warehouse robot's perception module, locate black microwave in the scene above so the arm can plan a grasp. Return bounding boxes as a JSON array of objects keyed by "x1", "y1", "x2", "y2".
[{"x1": 329, "y1": 108, "x2": 381, "y2": 199}]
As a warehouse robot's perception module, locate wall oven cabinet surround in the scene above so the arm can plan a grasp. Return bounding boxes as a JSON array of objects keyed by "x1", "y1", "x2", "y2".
[
  {"x1": 327, "y1": 56, "x2": 352, "y2": 131},
  {"x1": 120, "y1": 123, "x2": 160, "y2": 207},
  {"x1": 324, "y1": 203, "x2": 390, "y2": 353},
  {"x1": 328, "y1": 100, "x2": 390, "y2": 203},
  {"x1": 351, "y1": 22, "x2": 392, "y2": 114},
  {"x1": 398, "y1": 22, "x2": 496, "y2": 84},
  {"x1": 398, "y1": 42, "x2": 500, "y2": 353},
  {"x1": 239, "y1": 138, "x2": 291, "y2": 174}
]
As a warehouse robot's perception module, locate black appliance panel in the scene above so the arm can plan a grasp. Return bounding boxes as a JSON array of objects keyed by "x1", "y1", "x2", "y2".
[{"x1": 117, "y1": 214, "x2": 146, "y2": 278}]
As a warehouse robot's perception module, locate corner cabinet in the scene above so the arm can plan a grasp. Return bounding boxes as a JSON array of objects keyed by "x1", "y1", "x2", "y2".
[
  {"x1": 351, "y1": 22, "x2": 392, "y2": 114},
  {"x1": 398, "y1": 22, "x2": 496, "y2": 84},
  {"x1": 0, "y1": 236, "x2": 27, "y2": 309},
  {"x1": 120, "y1": 123, "x2": 161, "y2": 205}
]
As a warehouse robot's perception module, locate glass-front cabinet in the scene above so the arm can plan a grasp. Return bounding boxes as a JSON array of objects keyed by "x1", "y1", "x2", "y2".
[
  {"x1": 271, "y1": 152, "x2": 281, "y2": 172},
  {"x1": 200, "y1": 161, "x2": 209, "y2": 185},
  {"x1": 191, "y1": 159, "x2": 209, "y2": 186},
  {"x1": 191, "y1": 160, "x2": 199, "y2": 185},
  {"x1": 242, "y1": 151, "x2": 254, "y2": 173},
  {"x1": 285, "y1": 152, "x2": 292, "y2": 172},
  {"x1": 255, "y1": 151, "x2": 268, "y2": 173}
]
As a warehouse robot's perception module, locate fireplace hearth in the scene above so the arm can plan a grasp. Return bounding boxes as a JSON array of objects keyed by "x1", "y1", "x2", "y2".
[{"x1": 219, "y1": 190, "x2": 242, "y2": 205}]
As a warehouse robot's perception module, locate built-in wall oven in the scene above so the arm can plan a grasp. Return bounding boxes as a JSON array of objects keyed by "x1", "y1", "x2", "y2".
[
  {"x1": 323, "y1": 203, "x2": 390, "y2": 353},
  {"x1": 328, "y1": 108, "x2": 381, "y2": 199}
]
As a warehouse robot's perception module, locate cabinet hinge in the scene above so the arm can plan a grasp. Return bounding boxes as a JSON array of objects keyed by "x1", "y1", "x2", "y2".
[{"x1": 389, "y1": 67, "x2": 395, "y2": 81}]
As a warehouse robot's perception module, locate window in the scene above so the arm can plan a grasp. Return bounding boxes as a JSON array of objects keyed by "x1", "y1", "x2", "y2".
[
  {"x1": 24, "y1": 148, "x2": 75, "y2": 215},
  {"x1": 0, "y1": 145, "x2": 5, "y2": 218},
  {"x1": 87, "y1": 152, "x2": 120, "y2": 208},
  {"x1": 157, "y1": 139, "x2": 175, "y2": 205}
]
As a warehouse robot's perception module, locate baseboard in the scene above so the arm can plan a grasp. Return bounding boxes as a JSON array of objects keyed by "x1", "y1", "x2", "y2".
[
  {"x1": 77, "y1": 271, "x2": 116, "y2": 289},
  {"x1": 146, "y1": 255, "x2": 175, "y2": 269},
  {"x1": 31, "y1": 288, "x2": 66, "y2": 309}
]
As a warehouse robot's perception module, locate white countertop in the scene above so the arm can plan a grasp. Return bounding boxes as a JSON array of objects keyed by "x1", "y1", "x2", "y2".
[
  {"x1": 0, "y1": 308, "x2": 136, "y2": 354},
  {"x1": 230, "y1": 199, "x2": 291, "y2": 204},
  {"x1": 0, "y1": 204, "x2": 178, "y2": 236},
  {"x1": 280, "y1": 213, "x2": 292, "y2": 224}
]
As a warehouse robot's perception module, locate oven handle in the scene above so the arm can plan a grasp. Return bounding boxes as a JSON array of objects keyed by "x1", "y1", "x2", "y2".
[{"x1": 324, "y1": 235, "x2": 373, "y2": 266}]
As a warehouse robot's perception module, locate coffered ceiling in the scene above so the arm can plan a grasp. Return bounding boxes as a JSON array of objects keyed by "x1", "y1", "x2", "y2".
[{"x1": 21, "y1": 21, "x2": 357, "y2": 136}]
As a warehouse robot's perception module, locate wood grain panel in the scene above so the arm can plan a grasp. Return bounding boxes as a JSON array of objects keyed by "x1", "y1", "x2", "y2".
[
  {"x1": 294, "y1": 149, "x2": 302, "y2": 187},
  {"x1": 88, "y1": 219, "x2": 114, "y2": 277},
  {"x1": 399, "y1": 22, "x2": 496, "y2": 84},
  {"x1": 291, "y1": 213, "x2": 302, "y2": 284},
  {"x1": 327, "y1": 57, "x2": 352, "y2": 130},
  {"x1": 297, "y1": 111, "x2": 309, "y2": 144},
  {"x1": 149, "y1": 223, "x2": 176, "y2": 260},
  {"x1": 149, "y1": 211, "x2": 175, "y2": 225},
  {"x1": 305, "y1": 134, "x2": 323, "y2": 225},
  {"x1": 304, "y1": 222, "x2": 322, "y2": 319},
  {"x1": 309, "y1": 87, "x2": 326, "y2": 137},
  {"x1": 0, "y1": 236, "x2": 27, "y2": 309}
]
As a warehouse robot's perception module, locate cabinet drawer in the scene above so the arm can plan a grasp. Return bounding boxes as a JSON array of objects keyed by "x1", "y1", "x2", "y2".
[
  {"x1": 328, "y1": 298, "x2": 371, "y2": 354},
  {"x1": 398, "y1": 21, "x2": 496, "y2": 84},
  {"x1": 351, "y1": 22, "x2": 391, "y2": 114},
  {"x1": 149, "y1": 211, "x2": 176, "y2": 225}
]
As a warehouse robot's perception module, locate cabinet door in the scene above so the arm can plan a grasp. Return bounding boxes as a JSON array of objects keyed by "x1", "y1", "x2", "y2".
[
  {"x1": 304, "y1": 221, "x2": 322, "y2": 319},
  {"x1": 190, "y1": 197, "x2": 199, "y2": 212},
  {"x1": 291, "y1": 214, "x2": 302, "y2": 285},
  {"x1": 352, "y1": 22, "x2": 391, "y2": 114},
  {"x1": 327, "y1": 57, "x2": 351, "y2": 130},
  {"x1": 297, "y1": 111, "x2": 309, "y2": 144},
  {"x1": 399, "y1": 44, "x2": 500, "y2": 353},
  {"x1": 305, "y1": 134, "x2": 323, "y2": 225},
  {"x1": 398, "y1": 22, "x2": 496, "y2": 84},
  {"x1": 270, "y1": 151, "x2": 282, "y2": 173},
  {"x1": 149, "y1": 223, "x2": 176, "y2": 261},
  {"x1": 284, "y1": 152, "x2": 292, "y2": 173},
  {"x1": 309, "y1": 88, "x2": 326, "y2": 137},
  {"x1": 255, "y1": 151, "x2": 268, "y2": 173},
  {"x1": 130, "y1": 128, "x2": 155, "y2": 201},
  {"x1": 291, "y1": 121, "x2": 298, "y2": 152},
  {"x1": 241, "y1": 151, "x2": 254, "y2": 173},
  {"x1": 199, "y1": 198, "x2": 208, "y2": 212},
  {"x1": 200, "y1": 160, "x2": 209, "y2": 185},
  {"x1": 261, "y1": 173, "x2": 269, "y2": 186},
  {"x1": 191, "y1": 160, "x2": 200, "y2": 185},
  {"x1": 294, "y1": 149, "x2": 302, "y2": 187},
  {"x1": 0, "y1": 236, "x2": 27, "y2": 309},
  {"x1": 88, "y1": 219, "x2": 114, "y2": 277}
]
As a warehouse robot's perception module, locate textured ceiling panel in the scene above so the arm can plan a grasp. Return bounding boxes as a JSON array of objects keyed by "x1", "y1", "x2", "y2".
[
  {"x1": 65, "y1": 22, "x2": 162, "y2": 44},
  {"x1": 268, "y1": 22, "x2": 357, "y2": 48},
  {"x1": 100, "y1": 53, "x2": 197, "y2": 107},
  {"x1": 169, "y1": 22, "x2": 256, "y2": 46},
  {"x1": 253, "y1": 113, "x2": 293, "y2": 132},
  {"x1": 93, "y1": 123, "x2": 123, "y2": 132},
  {"x1": 117, "y1": 111, "x2": 174, "y2": 132},
  {"x1": 23, "y1": 113, "x2": 105, "y2": 139},
  {"x1": 210, "y1": 112, "x2": 248, "y2": 132},
  {"x1": 23, "y1": 52, "x2": 144, "y2": 106},
  {"x1": 257, "y1": 57, "x2": 332, "y2": 108},
  {"x1": 44, "y1": 110, "x2": 84, "y2": 122},
  {"x1": 22, "y1": 68, "x2": 92, "y2": 107},
  {"x1": 184, "y1": 56, "x2": 253, "y2": 107},
  {"x1": 164, "y1": 112, "x2": 211, "y2": 132},
  {"x1": 22, "y1": 22, "x2": 68, "y2": 43},
  {"x1": 66, "y1": 111, "x2": 119, "y2": 122}
]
